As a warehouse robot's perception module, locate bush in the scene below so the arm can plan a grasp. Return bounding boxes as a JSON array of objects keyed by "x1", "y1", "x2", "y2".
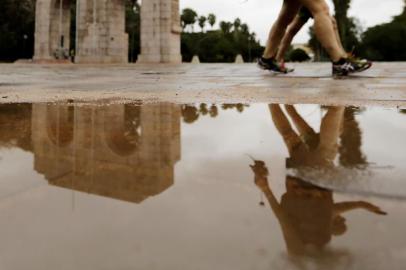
[
  {"x1": 360, "y1": 22, "x2": 406, "y2": 61},
  {"x1": 287, "y1": 48, "x2": 310, "y2": 62}
]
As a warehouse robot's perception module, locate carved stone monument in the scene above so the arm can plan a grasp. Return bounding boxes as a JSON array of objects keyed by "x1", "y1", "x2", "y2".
[{"x1": 34, "y1": 0, "x2": 181, "y2": 64}]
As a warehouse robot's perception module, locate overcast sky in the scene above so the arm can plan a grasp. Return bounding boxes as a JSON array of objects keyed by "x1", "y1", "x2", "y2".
[{"x1": 180, "y1": 0, "x2": 404, "y2": 45}]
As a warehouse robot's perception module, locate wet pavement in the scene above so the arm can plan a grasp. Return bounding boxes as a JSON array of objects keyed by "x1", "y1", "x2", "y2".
[
  {"x1": 1, "y1": 63, "x2": 406, "y2": 106},
  {"x1": 0, "y1": 102, "x2": 406, "y2": 270}
]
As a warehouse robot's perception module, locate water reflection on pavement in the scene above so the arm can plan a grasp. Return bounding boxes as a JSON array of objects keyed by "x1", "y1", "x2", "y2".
[{"x1": 0, "y1": 102, "x2": 405, "y2": 270}]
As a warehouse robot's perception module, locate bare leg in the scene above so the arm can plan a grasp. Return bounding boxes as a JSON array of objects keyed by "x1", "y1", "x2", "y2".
[
  {"x1": 263, "y1": 0, "x2": 302, "y2": 59},
  {"x1": 298, "y1": 0, "x2": 347, "y2": 61},
  {"x1": 284, "y1": 105, "x2": 317, "y2": 138},
  {"x1": 318, "y1": 106, "x2": 345, "y2": 161},
  {"x1": 276, "y1": 15, "x2": 307, "y2": 62},
  {"x1": 331, "y1": 17, "x2": 347, "y2": 56}
]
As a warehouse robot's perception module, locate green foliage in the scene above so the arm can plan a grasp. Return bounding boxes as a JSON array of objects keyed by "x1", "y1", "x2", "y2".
[
  {"x1": 181, "y1": 18, "x2": 263, "y2": 63},
  {"x1": 332, "y1": 0, "x2": 359, "y2": 51},
  {"x1": 219, "y1": 21, "x2": 233, "y2": 34},
  {"x1": 359, "y1": 4, "x2": 406, "y2": 61},
  {"x1": 181, "y1": 8, "x2": 198, "y2": 31},
  {"x1": 0, "y1": 0, "x2": 35, "y2": 62},
  {"x1": 207, "y1": 14, "x2": 216, "y2": 29},
  {"x1": 287, "y1": 48, "x2": 310, "y2": 62},
  {"x1": 198, "y1": 16, "x2": 207, "y2": 32},
  {"x1": 361, "y1": 22, "x2": 406, "y2": 61}
]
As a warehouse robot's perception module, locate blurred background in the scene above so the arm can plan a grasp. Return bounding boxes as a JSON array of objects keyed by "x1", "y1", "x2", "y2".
[{"x1": 0, "y1": 0, "x2": 405, "y2": 63}]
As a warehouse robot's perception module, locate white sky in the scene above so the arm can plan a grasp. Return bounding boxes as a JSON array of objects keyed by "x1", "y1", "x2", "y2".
[{"x1": 180, "y1": 0, "x2": 404, "y2": 45}]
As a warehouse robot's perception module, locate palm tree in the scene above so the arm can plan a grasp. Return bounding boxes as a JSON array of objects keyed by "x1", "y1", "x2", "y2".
[
  {"x1": 240, "y1": 23, "x2": 249, "y2": 35},
  {"x1": 198, "y1": 16, "x2": 207, "y2": 32},
  {"x1": 207, "y1": 13, "x2": 216, "y2": 29},
  {"x1": 219, "y1": 21, "x2": 232, "y2": 34},
  {"x1": 181, "y1": 8, "x2": 198, "y2": 32},
  {"x1": 233, "y1": 18, "x2": 241, "y2": 32}
]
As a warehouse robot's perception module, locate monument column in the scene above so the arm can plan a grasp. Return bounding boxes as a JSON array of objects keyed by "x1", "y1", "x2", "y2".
[
  {"x1": 138, "y1": 0, "x2": 182, "y2": 63},
  {"x1": 34, "y1": 0, "x2": 71, "y2": 61},
  {"x1": 75, "y1": 0, "x2": 128, "y2": 64}
]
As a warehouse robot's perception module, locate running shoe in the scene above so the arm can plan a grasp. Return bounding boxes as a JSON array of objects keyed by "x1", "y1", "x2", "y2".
[
  {"x1": 332, "y1": 57, "x2": 372, "y2": 76},
  {"x1": 258, "y1": 57, "x2": 288, "y2": 73},
  {"x1": 280, "y1": 60, "x2": 295, "y2": 73},
  {"x1": 347, "y1": 55, "x2": 373, "y2": 73}
]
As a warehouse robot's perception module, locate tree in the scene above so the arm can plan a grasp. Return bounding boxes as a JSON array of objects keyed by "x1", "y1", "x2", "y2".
[
  {"x1": 219, "y1": 21, "x2": 232, "y2": 34},
  {"x1": 240, "y1": 23, "x2": 249, "y2": 35},
  {"x1": 198, "y1": 16, "x2": 207, "y2": 32},
  {"x1": 181, "y1": 8, "x2": 198, "y2": 32},
  {"x1": 360, "y1": 3, "x2": 406, "y2": 61},
  {"x1": 339, "y1": 107, "x2": 367, "y2": 168},
  {"x1": 287, "y1": 48, "x2": 310, "y2": 62},
  {"x1": 332, "y1": 0, "x2": 350, "y2": 48},
  {"x1": 207, "y1": 13, "x2": 216, "y2": 29},
  {"x1": 0, "y1": 0, "x2": 36, "y2": 61},
  {"x1": 233, "y1": 18, "x2": 241, "y2": 32}
]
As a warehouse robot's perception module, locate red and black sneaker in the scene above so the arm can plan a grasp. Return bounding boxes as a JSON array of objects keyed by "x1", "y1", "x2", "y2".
[{"x1": 258, "y1": 57, "x2": 288, "y2": 74}]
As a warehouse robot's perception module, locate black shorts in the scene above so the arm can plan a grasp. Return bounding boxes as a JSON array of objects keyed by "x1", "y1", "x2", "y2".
[{"x1": 298, "y1": 7, "x2": 313, "y2": 22}]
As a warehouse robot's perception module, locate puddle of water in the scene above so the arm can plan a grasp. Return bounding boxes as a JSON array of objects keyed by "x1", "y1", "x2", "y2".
[{"x1": 0, "y1": 103, "x2": 406, "y2": 270}]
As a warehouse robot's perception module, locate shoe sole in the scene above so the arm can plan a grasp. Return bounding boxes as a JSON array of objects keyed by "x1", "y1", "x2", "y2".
[
  {"x1": 353, "y1": 62, "x2": 373, "y2": 73},
  {"x1": 257, "y1": 63, "x2": 288, "y2": 74}
]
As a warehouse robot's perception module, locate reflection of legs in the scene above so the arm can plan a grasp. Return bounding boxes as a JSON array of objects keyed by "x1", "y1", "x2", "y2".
[
  {"x1": 276, "y1": 15, "x2": 307, "y2": 62},
  {"x1": 318, "y1": 106, "x2": 345, "y2": 160},
  {"x1": 284, "y1": 105, "x2": 317, "y2": 138},
  {"x1": 298, "y1": 0, "x2": 346, "y2": 61},
  {"x1": 263, "y1": 0, "x2": 302, "y2": 59},
  {"x1": 269, "y1": 104, "x2": 302, "y2": 155}
]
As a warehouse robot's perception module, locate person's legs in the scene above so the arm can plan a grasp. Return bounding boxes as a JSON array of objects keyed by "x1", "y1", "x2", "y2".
[
  {"x1": 269, "y1": 104, "x2": 302, "y2": 155},
  {"x1": 276, "y1": 15, "x2": 307, "y2": 62},
  {"x1": 298, "y1": 0, "x2": 346, "y2": 62},
  {"x1": 318, "y1": 106, "x2": 345, "y2": 161},
  {"x1": 284, "y1": 105, "x2": 317, "y2": 138},
  {"x1": 331, "y1": 17, "x2": 347, "y2": 56},
  {"x1": 263, "y1": 0, "x2": 302, "y2": 59}
]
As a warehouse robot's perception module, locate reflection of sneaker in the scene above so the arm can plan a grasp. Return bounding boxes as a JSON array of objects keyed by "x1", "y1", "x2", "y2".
[
  {"x1": 258, "y1": 57, "x2": 288, "y2": 73},
  {"x1": 332, "y1": 57, "x2": 372, "y2": 76}
]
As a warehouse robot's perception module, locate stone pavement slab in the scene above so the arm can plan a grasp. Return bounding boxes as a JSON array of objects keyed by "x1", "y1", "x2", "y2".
[{"x1": 0, "y1": 62, "x2": 405, "y2": 106}]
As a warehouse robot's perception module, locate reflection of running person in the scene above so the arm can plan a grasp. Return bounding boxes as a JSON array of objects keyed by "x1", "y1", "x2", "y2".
[
  {"x1": 258, "y1": 0, "x2": 372, "y2": 76},
  {"x1": 250, "y1": 161, "x2": 386, "y2": 256},
  {"x1": 249, "y1": 105, "x2": 386, "y2": 255},
  {"x1": 270, "y1": 104, "x2": 344, "y2": 167}
]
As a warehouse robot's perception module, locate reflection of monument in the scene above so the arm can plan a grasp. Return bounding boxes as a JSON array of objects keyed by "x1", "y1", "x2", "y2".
[{"x1": 32, "y1": 103, "x2": 181, "y2": 203}]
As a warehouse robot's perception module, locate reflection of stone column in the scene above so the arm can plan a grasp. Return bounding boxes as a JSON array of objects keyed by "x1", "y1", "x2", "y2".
[
  {"x1": 31, "y1": 103, "x2": 181, "y2": 204},
  {"x1": 32, "y1": 104, "x2": 74, "y2": 180},
  {"x1": 75, "y1": 0, "x2": 128, "y2": 63},
  {"x1": 34, "y1": 0, "x2": 71, "y2": 61},
  {"x1": 139, "y1": 0, "x2": 182, "y2": 63}
]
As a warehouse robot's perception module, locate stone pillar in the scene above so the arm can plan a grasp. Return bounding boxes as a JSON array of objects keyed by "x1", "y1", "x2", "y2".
[
  {"x1": 138, "y1": 0, "x2": 182, "y2": 63},
  {"x1": 75, "y1": 0, "x2": 128, "y2": 63},
  {"x1": 34, "y1": 0, "x2": 71, "y2": 61}
]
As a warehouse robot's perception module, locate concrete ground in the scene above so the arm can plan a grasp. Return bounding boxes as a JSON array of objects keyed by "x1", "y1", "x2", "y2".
[{"x1": 0, "y1": 62, "x2": 405, "y2": 106}]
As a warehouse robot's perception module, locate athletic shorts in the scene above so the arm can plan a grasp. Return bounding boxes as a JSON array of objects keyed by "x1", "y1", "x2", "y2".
[{"x1": 298, "y1": 7, "x2": 313, "y2": 22}]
